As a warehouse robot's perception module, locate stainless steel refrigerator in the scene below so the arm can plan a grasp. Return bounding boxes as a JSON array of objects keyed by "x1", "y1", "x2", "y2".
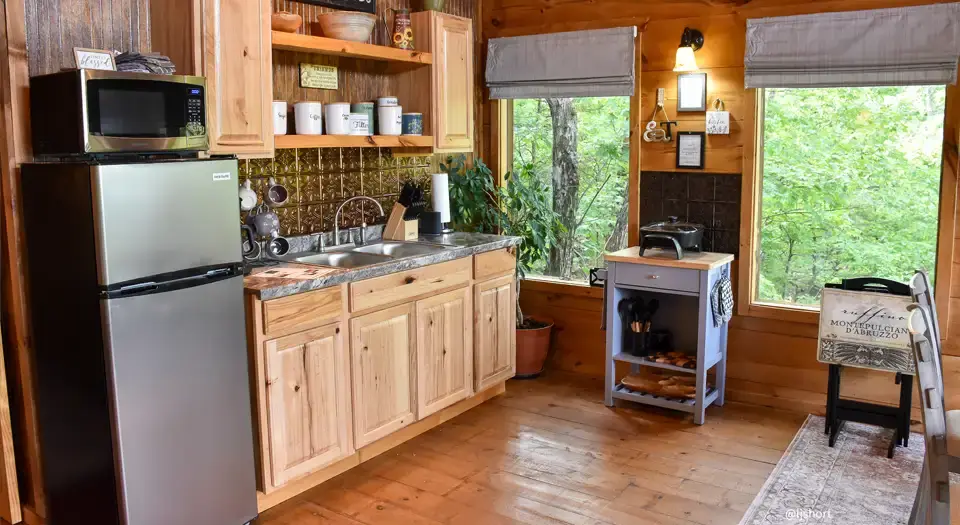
[{"x1": 21, "y1": 158, "x2": 257, "y2": 525}]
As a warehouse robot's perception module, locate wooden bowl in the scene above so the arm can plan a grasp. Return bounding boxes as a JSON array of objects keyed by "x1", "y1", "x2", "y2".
[
  {"x1": 271, "y1": 12, "x2": 303, "y2": 33},
  {"x1": 316, "y1": 11, "x2": 376, "y2": 42}
]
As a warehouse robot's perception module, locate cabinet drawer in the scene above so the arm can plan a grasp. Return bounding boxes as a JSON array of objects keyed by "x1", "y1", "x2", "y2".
[
  {"x1": 474, "y1": 248, "x2": 516, "y2": 281},
  {"x1": 262, "y1": 287, "x2": 342, "y2": 336},
  {"x1": 349, "y1": 258, "x2": 471, "y2": 312},
  {"x1": 614, "y1": 263, "x2": 700, "y2": 294}
]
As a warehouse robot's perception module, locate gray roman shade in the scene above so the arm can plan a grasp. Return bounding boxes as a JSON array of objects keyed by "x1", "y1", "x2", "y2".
[
  {"x1": 485, "y1": 27, "x2": 637, "y2": 99},
  {"x1": 745, "y1": 3, "x2": 960, "y2": 88}
]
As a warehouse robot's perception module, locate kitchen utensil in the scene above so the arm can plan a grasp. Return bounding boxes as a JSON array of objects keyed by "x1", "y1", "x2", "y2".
[
  {"x1": 238, "y1": 179, "x2": 258, "y2": 211},
  {"x1": 265, "y1": 177, "x2": 289, "y2": 207},
  {"x1": 294, "y1": 102, "x2": 323, "y2": 135},
  {"x1": 387, "y1": 8, "x2": 414, "y2": 50},
  {"x1": 316, "y1": 11, "x2": 376, "y2": 42},
  {"x1": 418, "y1": 211, "x2": 442, "y2": 234},
  {"x1": 249, "y1": 204, "x2": 280, "y2": 238},
  {"x1": 272, "y1": 101, "x2": 288, "y2": 135},
  {"x1": 324, "y1": 102, "x2": 351, "y2": 135},
  {"x1": 348, "y1": 113, "x2": 369, "y2": 136},
  {"x1": 241, "y1": 225, "x2": 260, "y2": 260},
  {"x1": 377, "y1": 96, "x2": 398, "y2": 107},
  {"x1": 351, "y1": 102, "x2": 375, "y2": 136},
  {"x1": 378, "y1": 104, "x2": 403, "y2": 135},
  {"x1": 271, "y1": 12, "x2": 303, "y2": 32},
  {"x1": 639, "y1": 216, "x2": 705, "y2": 259},
  {"x1": 402, "y1": 113, "x2": 423, "y2": 135},
  {"x1": 398, "y1": 183, "x2": 417, "y2": 207},
  {"x1": 266, "y1": 232, "x2": 290, "y2": 258}
]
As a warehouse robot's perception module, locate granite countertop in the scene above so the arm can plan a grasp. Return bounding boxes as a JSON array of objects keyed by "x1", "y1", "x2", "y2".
[{"x1": 245, "y1": 232, "x2": 521, "y2": 300}]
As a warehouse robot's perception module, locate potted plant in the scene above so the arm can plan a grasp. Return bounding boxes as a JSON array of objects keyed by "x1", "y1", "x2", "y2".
[{"x1": 442, "y1": 155, "x2": 560, "y2": 378}]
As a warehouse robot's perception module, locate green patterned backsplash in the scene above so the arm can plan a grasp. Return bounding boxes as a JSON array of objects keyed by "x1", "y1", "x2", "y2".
[{"x1": 239, "y1": 148, "x2": 436, "y2": 237}]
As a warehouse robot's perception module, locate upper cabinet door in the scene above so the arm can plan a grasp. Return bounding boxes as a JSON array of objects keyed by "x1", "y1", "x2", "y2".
[
  {"x1": 416, "y1": 287, "x2": 472, "y2": 418},
  {"x1": 201, "y1": 0, "x2": 274, "y2": 157},
  {"x1": 264, "y1": 325, "x2": 353, "y2": 490},
  {"x1": 350, "y1": 304, "x2": 416, "y2": 448},
  {"x1": 474, "y1": 274, "x2": 516, "y2": 393},
  {"x1": 431, "y1": 13, "x2": 474, "y2": 152}
]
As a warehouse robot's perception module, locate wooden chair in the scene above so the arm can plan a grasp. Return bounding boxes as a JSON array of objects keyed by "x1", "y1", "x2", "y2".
[
  {"x1": 909, "y1": 272, "x2": 960, "y2": 473},
  {"x1": 908, "y1": 306, "x2": 951, "y2": 525}
]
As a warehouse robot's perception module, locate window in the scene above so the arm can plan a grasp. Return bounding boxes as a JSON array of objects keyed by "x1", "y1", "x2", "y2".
[
  {"x1": 755, "y1": 86, "x2": 945, "y2": 308},
  {"x1": 512, "y1": 97, "x2": 630, "y2": 283}
]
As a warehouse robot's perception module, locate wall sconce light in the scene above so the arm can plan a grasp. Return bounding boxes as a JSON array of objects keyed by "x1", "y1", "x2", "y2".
[{"x1": 673, "y1": 27, "x2": 704, "y2": 72}]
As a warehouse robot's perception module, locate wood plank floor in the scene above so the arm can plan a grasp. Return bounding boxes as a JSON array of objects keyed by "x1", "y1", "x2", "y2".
[{"x1": 258, "y1": 371, "x2": 808, "y2": 525}]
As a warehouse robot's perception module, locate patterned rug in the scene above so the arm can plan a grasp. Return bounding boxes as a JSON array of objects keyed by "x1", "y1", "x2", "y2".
[{"x1": 739, "y1": 415, "x2": 923, "y2": 525}]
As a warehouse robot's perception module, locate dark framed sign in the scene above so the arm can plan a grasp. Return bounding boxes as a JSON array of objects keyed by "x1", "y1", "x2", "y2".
[
  {"x1": 296, "y1": 0, "x2": 376, "y2": 14},
  {"x1": 676, "y1": 131, "x2": 705, "y2": 169}
]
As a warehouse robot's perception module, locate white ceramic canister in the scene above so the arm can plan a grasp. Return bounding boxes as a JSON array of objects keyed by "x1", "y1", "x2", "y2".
[
  {"x1": 378, "y1": 104, "x2": 403, "y2": 136},
  {"x1": 272, "y1": 101, "x2": 288, "y2": 135},
  {"x1": 324, "y1": 102, "x2": 352, "y2": 135},
  {"x1": 294, "y1": 102, "x2": 323, "y2": 135},
  {"x1": 348, "y1": 113, "x2": 369, "y2": 136}
]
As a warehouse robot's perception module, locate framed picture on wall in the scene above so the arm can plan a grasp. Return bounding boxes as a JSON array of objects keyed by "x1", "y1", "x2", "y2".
[
  {"x1": 676, "y1": 132, "x2": 705, "y2": 169},
  {"x1": 295, "y1": 0, "x2": 376, "y2": 14},
  {"x1": 677, "y1": 73, "x2": 707, "y2": 112}
]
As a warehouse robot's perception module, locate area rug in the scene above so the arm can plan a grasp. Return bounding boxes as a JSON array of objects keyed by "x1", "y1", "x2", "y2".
[{"x1": 738, "y1": 415, "x2": 923, "y2": 525}]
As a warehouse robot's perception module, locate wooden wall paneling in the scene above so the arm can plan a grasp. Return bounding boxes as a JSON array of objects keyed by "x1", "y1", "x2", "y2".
[
  {"x1": 150, "y1": 0, "x2": 201, "y2": 75},
  {"x1": 24, "y1": 0, "x2": 151, "y2": 76}
]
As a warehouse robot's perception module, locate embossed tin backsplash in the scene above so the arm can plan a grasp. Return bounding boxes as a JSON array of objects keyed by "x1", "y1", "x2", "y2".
[{"x1": 239, "y1": 148, "x2": 435, "y2": 236}]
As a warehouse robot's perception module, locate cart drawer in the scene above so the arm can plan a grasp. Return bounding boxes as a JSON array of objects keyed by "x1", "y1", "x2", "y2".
[{"x1": 614, "y1": 263, "x2": 699, "y2": 294}]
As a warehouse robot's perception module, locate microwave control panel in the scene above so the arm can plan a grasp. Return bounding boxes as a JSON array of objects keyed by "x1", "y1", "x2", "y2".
[{"x1": 186, "y1": 87, "x2": 205, "y2": 136}]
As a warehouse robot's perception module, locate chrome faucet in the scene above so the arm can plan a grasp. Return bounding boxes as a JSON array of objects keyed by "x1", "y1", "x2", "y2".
[{"x1": 332, "y1": 196, "x2": 386, "y2": 248}]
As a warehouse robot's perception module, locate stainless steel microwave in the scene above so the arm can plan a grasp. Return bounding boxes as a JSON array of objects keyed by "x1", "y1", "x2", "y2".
[{"x1": 30, "y1": 70, "x2": 208, "y2": 156}]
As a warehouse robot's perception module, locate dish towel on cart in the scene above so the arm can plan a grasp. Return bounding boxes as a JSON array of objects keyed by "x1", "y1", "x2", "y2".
[{"x1": 711, "y1": 276, "x2": 734, "y2": 327}]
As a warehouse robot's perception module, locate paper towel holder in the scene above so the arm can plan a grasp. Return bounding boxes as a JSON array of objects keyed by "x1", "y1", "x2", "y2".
[{"x1": 431, "y1": 172, "x2": 455, "y2": 233}]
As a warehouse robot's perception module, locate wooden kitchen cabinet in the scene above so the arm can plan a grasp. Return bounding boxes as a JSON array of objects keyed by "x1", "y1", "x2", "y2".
[
  {"x1": 416, "y1": 287, "x2": 472, "y2": 418},
  {"x1": 350, "y1": 304, "x2": 417, "y2": 448},
  {"x1": 411, "y1": 12, "x2": 474, "y2": 152},
  {"x1": 474, "y1": 275, "x2": 516, "y2": 392},
  {"x1": 263, "y1": 324, "x2": 352, "y2": 490},
  {"x1": 151, "y1": 0, "x2": 274, "y2": 157}
]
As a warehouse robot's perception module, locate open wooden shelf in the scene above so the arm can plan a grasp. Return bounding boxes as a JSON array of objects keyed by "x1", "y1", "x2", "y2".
[
  {"x1": 275, "y1": 134, "x2": 434, "y2": 149},
  {"x1": 272, "y1": 31, "x2": 432, "y2": 65}
]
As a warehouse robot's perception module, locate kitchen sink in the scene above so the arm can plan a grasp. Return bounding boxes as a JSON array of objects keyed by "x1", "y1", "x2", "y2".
[
  {"x1": 351, "y1": 241, "x2": 451, "y2": 258},
  {"x1": 293, "y1": 251, "x2": 391, "y2": 268}
]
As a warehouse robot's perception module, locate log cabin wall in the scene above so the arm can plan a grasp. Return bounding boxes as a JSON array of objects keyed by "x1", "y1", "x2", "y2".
[{"x1": 485, "y1": 0, "x2": 960, "y2": 417}]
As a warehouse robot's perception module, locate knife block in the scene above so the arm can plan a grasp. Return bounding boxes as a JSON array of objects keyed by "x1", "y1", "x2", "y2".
[{"x1": 383, "y1": 203, "x2": 418, "y2": 241}]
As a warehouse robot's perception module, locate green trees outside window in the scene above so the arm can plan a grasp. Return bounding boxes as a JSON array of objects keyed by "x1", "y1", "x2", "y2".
[
  {"x1": 757, "y1": 86, "x2": 945, "y2": 306},
  {"x1": 512, "y1": 97, "x2": 631, "y2": 282}
]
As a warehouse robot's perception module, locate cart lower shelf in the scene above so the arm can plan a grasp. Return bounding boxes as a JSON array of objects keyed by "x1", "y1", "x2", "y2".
[{"x1": 612, "y1": 383, "x2": 719, "y2": 413}]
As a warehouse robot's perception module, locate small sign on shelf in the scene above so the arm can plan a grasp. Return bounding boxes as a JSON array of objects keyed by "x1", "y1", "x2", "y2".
[
  {"x1": 74, "y1": 48, "x2": 116, "y2": 71},
  {"x1": 299, "y1": 64, "x2": 339, "y2": 90}
]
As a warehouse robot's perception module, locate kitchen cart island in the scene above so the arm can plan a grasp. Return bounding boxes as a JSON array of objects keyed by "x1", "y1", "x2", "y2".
[{"x1": 603, "y1": 248, "x2": 734, "y2": 424}]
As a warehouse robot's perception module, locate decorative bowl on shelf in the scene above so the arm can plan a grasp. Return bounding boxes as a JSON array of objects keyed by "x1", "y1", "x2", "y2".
[
  {"x1": 271, "y1": 12, "x2": 303, "y2": 33},
  {"x1": 316, "y1": 11, "x2": 376, "y2": 42}
]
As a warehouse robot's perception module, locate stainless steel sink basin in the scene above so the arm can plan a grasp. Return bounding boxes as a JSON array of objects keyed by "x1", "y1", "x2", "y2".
[
  {"x1": 293, "y1": 251, "x2": 391, "y2": 268},
  {"x1": 351, "y1": 241, "x2": 450, "y2": 258}
]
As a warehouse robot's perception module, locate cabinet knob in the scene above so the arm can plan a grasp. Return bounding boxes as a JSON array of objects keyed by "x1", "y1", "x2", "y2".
[
  {"x1": 294, "y1": 385, "x2": 300, "y2": 392},
  {"x1": 405, "y1": 276, "x2": 416, "y2": 285},
  {"x1": 647, "y1": 275, "x2": 660, "y2": 280}
]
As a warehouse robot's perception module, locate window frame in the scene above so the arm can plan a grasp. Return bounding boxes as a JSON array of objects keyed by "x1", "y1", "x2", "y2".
[{"x1": 738, "y1": 87, "x2": 958, "y2": 326}]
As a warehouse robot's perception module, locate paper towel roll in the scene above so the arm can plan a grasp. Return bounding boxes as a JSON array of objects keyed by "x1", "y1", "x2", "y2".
[{"x1": 431, "y1": 172, "x2": 451, "y2": 223}]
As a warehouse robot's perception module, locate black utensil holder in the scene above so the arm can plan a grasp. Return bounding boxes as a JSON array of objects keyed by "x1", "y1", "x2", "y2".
[{"x1": 624, "y1": 329, "x2": 650, "y2": 357}]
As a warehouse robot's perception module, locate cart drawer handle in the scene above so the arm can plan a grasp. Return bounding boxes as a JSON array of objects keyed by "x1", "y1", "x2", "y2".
[{"x1": 647, "y1": 275, "x2": 660, "y2": 280}]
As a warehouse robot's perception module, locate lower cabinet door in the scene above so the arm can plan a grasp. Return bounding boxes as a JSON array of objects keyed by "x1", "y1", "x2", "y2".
[
  {"x1": 416, "y1": 287, "x2": 472, "y2": 418},
  {"x1": 264, "y1": 324, "x2": 352, "y2": 489},
  {"x1": 350, "y1": 303, "x2": 417, "y2": 448},
  {"x1": 474, "y1": 274, "x2": 516, "y2": 392}
]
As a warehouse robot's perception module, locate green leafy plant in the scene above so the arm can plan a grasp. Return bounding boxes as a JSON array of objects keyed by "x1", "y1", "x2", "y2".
[{"x1": 441, "y1": 154, "x2": 561, "y2": 327}]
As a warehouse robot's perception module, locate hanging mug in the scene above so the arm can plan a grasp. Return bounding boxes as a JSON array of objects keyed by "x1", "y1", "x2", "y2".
[{"x1": 386, "y1": 8, "x2": 414, "y2": 50}]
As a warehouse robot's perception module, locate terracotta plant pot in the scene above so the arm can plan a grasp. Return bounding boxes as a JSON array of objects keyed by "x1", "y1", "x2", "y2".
[
  {"x1": 271, "y1": 12, "x2": 303, "y2": 33},
  {"x1": 515, "y1": 316, "x2": 553, "y2": 379}
]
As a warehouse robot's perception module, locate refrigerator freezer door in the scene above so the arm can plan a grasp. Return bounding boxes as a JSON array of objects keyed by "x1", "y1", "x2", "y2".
[
  {"x1": 92, "y1": 159, "x2": 241, "y2": 286},
  {"x1": 101, "y1": 275, "x2": 257, "y2": 525}
]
